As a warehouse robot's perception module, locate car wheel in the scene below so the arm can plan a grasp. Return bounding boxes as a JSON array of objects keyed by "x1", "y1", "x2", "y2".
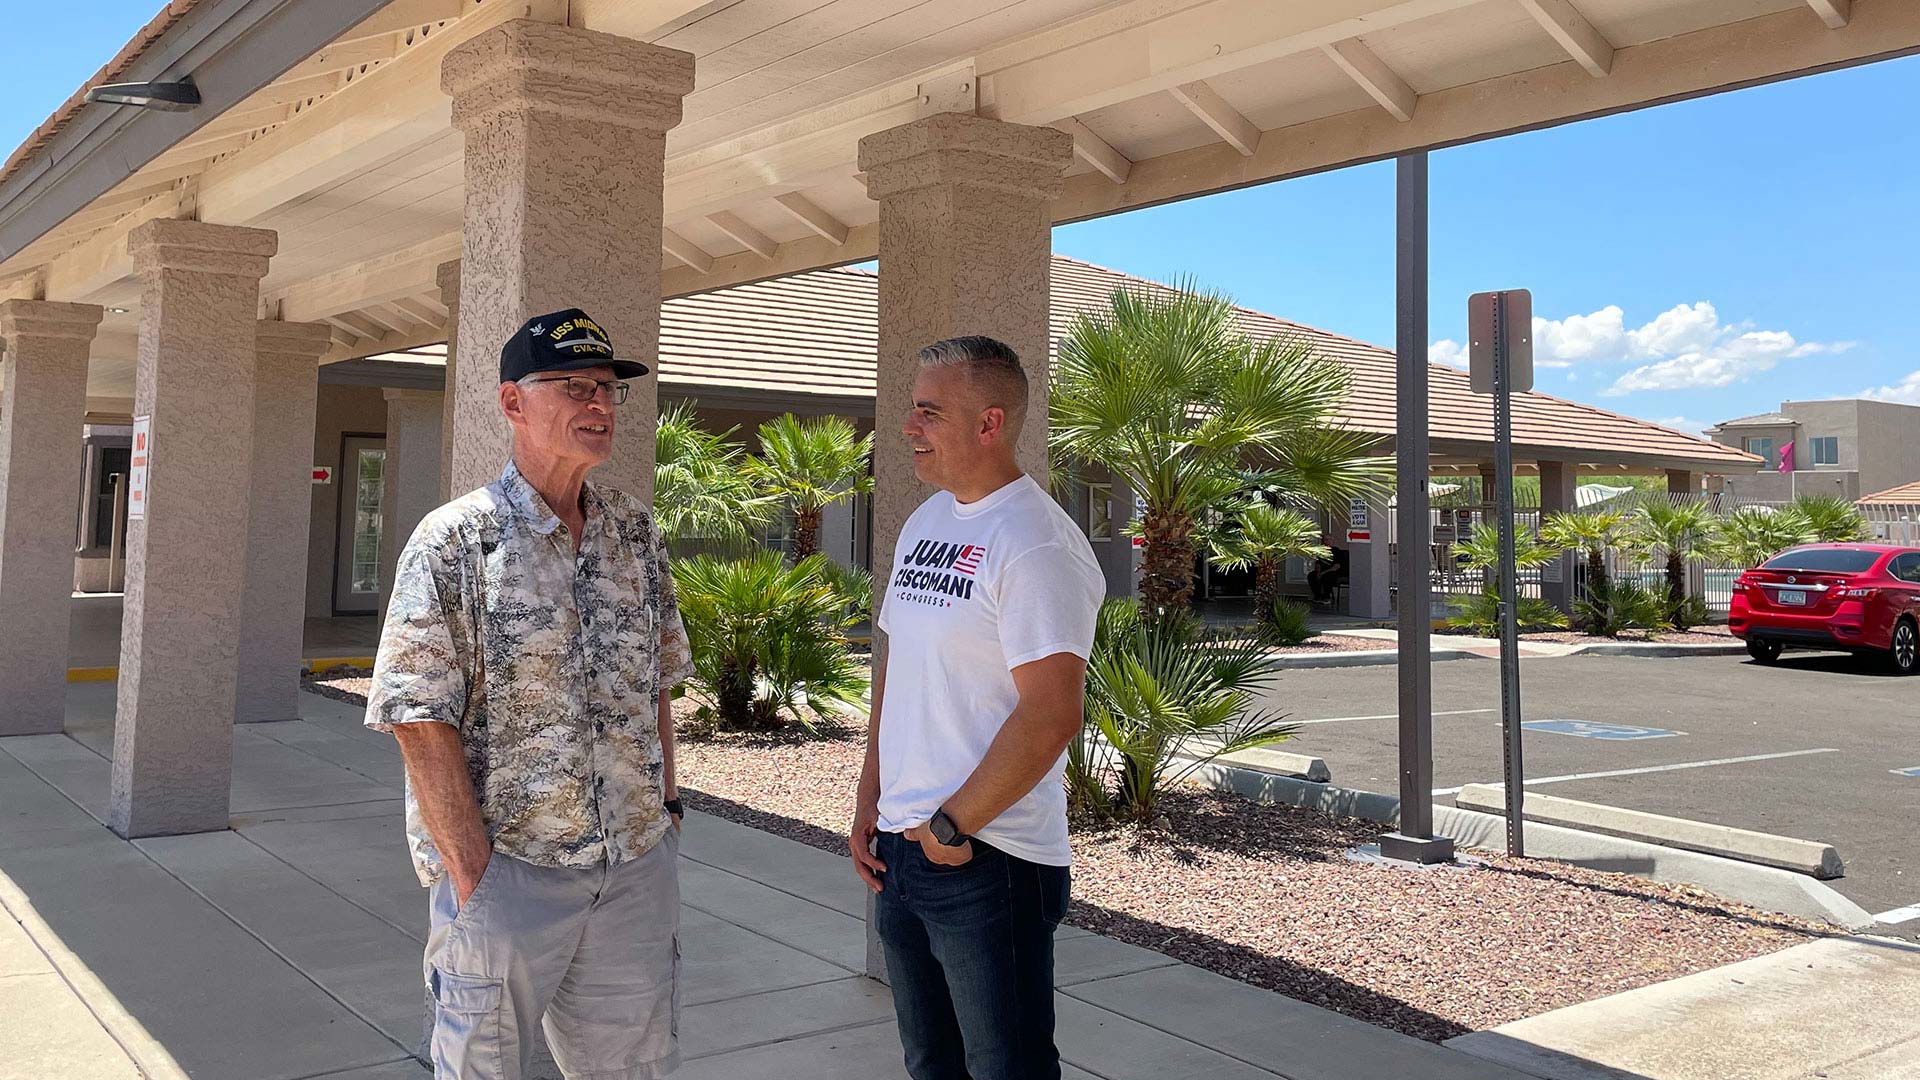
[
  {"x1": 1747, "y1": 639, "x2": 1782, "y2": 664},
  {"x1": 1889, "y1": 619, "x2": 1918, "y2": 676}
]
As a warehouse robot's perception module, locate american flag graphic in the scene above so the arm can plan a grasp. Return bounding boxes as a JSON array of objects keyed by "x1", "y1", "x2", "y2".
[{"x1": 953, "y1": 544, "x2": 986, "y2": 576}]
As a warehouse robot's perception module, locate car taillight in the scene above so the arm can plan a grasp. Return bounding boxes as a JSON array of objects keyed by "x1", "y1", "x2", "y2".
[{"x1": 1732, "y1": 580, "x2": 1748, "y2": 592}]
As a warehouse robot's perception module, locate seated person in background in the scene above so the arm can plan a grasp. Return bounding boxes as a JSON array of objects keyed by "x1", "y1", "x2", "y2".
[{"x1": 1308, "y1": 545, "x2": 1349, "y2": 604}]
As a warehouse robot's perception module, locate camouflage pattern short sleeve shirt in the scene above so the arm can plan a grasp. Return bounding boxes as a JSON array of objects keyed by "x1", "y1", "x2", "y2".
[{"x1": 366, "y1": 462, "x2": 696, "y2": 886}]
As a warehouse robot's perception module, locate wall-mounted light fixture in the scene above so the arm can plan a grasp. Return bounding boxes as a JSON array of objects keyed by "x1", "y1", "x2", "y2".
[{"x1": 85, "y1": 77, "x2": 200, "y2": 112}]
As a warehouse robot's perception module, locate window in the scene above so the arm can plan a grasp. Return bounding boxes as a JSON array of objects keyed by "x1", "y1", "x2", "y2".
[
  {"x1": 1086, "y1": 482, "x2": 1113, "y2": 541},
  {"x1": 1892, "y1": 554, "x2": 1920, "y2": 584},
  {"x1": 1742, "y1": 436, "x2": 1775, "y2": 461},
  {"x1": 1760, "y1": 547, "x2": 1877, "y2": 573},
  {"x1": 1811, "y1": 437, "x2": 1839, "y2": 466},
  {"x1": 90, "y1": 446, "x2": 131, "y2": 548},
  {"x1": 349, "y1": 448, "x2": 386, "y2": 594}
]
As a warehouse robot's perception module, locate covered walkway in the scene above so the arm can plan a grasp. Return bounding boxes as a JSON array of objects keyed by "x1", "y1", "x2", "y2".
[{"x1": 0, "y1": 682, "x2": 1520, "y2": 1080}]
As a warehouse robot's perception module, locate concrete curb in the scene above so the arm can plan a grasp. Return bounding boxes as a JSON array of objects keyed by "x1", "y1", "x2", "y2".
[
  {"x1": 1561, "y1": 641, "x2": 1748, "y2": 658},
  {"x1": 1181, "y1": 745, "x2": 1331, "y2": 783},
  {"x1": 1455, "y1": 783, "x2": 1845, "y2": 879},
  {"x1": 1183, "y1": 768, "x2": 1875, "y2": 929},
  {"x1": 1268, "y1": 648, "x2": 1482, "y2": 669}
]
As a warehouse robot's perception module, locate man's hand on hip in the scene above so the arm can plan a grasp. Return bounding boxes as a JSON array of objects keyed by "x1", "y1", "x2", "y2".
[
  {"x1": 905, "y1": 824, "x2": 973, "y2": 867},
  {"x1": 849, "y1": 797, "x2": 887, "y2": 892}
]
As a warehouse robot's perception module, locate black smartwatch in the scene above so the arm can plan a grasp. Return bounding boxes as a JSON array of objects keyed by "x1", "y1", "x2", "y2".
[
  {"x1": 928, "y1": 809, "x2": 969, "y2": 847},
  {"x1": 663, "y1": 798, "x2": 684, "y2": 818}
]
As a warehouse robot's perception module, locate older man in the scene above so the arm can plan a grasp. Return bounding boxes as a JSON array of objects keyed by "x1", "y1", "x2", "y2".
[
  {"x1": 850, "y1": 336, "x2": 1106, "y2": 1080},
  {"x1": 367, "y1": 308, "x2": 693, "y2": 1080}
]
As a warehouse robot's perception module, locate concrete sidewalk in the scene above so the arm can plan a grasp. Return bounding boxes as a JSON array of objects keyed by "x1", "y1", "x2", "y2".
[
  {"x1": 67, "y1": 593, "x2": 381, "y2": 670},
  {"x1": 2, "y1": 682, "x2": 1533, "y2": 1080}
]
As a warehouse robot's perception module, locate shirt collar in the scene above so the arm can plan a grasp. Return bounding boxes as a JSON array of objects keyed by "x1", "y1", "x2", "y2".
[{"x1": 500, "y1": 460, "x2": 603, "y2": 537}]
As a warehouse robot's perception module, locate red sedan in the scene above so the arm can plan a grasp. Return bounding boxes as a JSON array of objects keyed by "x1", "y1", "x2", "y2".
[{"x1": 1730, "y1": 543, "x2": 1920, "y2": 674}]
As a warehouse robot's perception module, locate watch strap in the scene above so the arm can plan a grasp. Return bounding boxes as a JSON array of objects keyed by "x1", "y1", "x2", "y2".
[{"x1": 663, "y1": 798, "x2": 684, "y2": 817}]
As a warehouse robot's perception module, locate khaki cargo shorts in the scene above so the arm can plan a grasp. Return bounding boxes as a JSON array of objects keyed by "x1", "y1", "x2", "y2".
[{"x1": 423, "y1": 827, "x2": 681, "y2": 1079}]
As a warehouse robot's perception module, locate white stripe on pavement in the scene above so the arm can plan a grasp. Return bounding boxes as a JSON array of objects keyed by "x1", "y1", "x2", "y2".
[
  {"x1": 1874, "y1": 904, "x2": 1920, "y2": 925},
  {"x1": 1431, "y1": 748, "x2": 1842, "y2": 796},
  {"x1": 1297, "y1": 708, "x2": 1495, "y2": 726}
]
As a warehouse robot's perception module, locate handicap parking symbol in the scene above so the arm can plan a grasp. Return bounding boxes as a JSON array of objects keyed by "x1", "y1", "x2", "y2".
[
  {"x1": 1522, "y1": 719, "x2": 1684, "y2": 740},
  {"x1": 1893, "y1": 766, "x2": 1920, "y2": 778}
]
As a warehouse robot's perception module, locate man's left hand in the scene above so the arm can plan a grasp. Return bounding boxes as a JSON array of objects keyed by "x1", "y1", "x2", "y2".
[{"x1": 904, "y1": 824, "x2": 973, "y2": 867}]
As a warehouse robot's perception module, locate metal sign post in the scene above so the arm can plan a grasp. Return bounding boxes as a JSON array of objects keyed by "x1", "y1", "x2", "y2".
[{"x1": 1469, "y1": 289, "x2": 1533, "y2": 857}]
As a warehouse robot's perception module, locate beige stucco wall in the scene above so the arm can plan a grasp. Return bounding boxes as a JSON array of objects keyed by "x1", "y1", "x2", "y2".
[
  {"x1": 1852, "y1": 400, "x2": 1920, "y2": 495},
  {"x1": 305, "y1": 384, "x2": 389, "y2": 618}
]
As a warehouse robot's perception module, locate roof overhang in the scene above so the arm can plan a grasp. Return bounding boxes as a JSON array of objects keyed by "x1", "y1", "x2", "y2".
[{"x1": 4, "y1": 0, "x2": 1917, "y2": 405}]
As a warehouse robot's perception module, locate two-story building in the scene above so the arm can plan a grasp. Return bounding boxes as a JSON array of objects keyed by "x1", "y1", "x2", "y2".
[{"x1": 1706, "y1": 399, "x2": 1920, "y2": 503}]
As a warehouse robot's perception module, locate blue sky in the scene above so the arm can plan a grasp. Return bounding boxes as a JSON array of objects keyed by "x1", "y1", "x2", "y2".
[{"x1": 6, "y1": 6, "x2": 1917, "y2": 435}]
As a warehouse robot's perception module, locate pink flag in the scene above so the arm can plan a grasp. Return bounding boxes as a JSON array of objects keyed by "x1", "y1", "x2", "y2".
[{"x1": 1778, "y1": 441, "x2": 1794, "y2": 473}]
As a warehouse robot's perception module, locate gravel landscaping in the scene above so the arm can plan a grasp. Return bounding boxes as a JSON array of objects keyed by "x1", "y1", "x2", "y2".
[{"x1": 307, "y1": 672, "x2": 1822, "y2": 1043}]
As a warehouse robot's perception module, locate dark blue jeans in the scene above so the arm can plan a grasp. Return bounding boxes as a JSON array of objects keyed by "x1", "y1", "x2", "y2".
[{"x1": 873, "y1": 831, "x2": 1071, "y2": 1080}]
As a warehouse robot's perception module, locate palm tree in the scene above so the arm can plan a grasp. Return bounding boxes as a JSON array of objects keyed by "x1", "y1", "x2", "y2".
[
  {"x1": 745, "y1": 414, "x2": 874, "y2": 561},
  {"x1": 671, "y1": 551, "x2": 868, "y2": 731},
  {"x1": 1206, "y1": 501, "x2": 1328, "y2": 625},
  {"x1": 654, "y1": 402, "x2": 776, "y2": 548},
  {"x1": 1709, "y1": 506, "x2": 1811, "y2": 569},
  {"x1": 1050, "y1": 282, "x2": 1389, "y2": 616},
  {"x1": 1629, "y1": 501, "x2": 1717, "y2": 614},
  {"x1": 1784, "y1": 494, "x2": 1873, "y2": 543},
  {"x1": 1540, "y1": 509, "x2": 1630, "y2": 599}
]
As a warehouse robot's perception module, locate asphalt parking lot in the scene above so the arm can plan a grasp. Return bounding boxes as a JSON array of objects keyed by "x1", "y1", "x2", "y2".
[{"x1": 1254, "y1": 651, "x2": 1918, "y2": 917}]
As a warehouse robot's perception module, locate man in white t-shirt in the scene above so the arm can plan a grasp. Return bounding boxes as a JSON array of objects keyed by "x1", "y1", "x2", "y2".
[{"x1": 849, "y1": 336, "x2": 1105, "y2": 1080}]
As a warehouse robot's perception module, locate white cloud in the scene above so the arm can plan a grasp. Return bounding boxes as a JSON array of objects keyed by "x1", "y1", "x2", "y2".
[
  {"x1": 1533, "y1": 305, "x2": 1629, "y2": 366},
  {"x1": 1429, "y1": 339, "x2": 1469, "y2": 369},
  {"x1": 1860, "y1": 370, "x2": 1920, "y2": 405},
  {"x1": 1646, "y1": 415, "x2": 1711, "y2": 436},
  {"x1": 1430, "y1": 300, "x2": 1855, "y2": 395}
]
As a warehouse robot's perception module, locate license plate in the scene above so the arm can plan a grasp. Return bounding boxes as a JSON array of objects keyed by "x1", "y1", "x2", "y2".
[{"x1": 1778, "y1": 589, "x2": 1807, "y2": 606}]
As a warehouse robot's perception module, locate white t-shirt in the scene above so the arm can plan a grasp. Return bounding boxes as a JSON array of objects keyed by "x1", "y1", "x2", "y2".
[{"x1": 874, "y1": 474, "x2": 1106, "y2": 866}]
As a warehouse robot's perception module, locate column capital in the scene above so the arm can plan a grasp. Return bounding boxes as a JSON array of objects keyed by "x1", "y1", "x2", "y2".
[
  {"x1": 129, "y1": 220, "x2": 277, "y2": 279},
  {"x1": 858, "y1": 114, "x2": 1072, "y2": 202},
  {"x1": 0, "y1": 299, "x2": 104, "y2": 341},
  {"x1": 436, "y1": 259, "x2": 461, "y2": 301},
  {"x1": 255, "y1": 319, "x2": 333, "y2": 364},
  {"x1": 442, "y1": 19, "x2": 694, "y2": 133}
]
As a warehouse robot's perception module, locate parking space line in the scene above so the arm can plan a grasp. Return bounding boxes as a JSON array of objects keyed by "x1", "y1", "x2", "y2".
[
  {"x1": 1297, "y1": 708, "x2": 1495, "y2": 726},
  {"x1": 1874, "y1": 904, "x2": 1920, "y2": 925},
  {"x1": 1431, "y1": 748, "x2": 1842, "y2": 796}
]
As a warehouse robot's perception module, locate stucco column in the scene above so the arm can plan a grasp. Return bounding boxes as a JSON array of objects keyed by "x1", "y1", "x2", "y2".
[
  {"x1": 437, "y1": 259, "x2": 461, "y2": 500},
  {"x1": 857, "y1": 113, "x2": 1072, "y2": 586},
  {"x1": 856, "y1": 113, "x2": 1071, "y2": 980},
  {"x1": 234, "y1": 320, "x2": 332, "y2": 724},
  {"x1": 1669, "y1": 469, "x2": 1705, "y2": 601},
  {"x1": 1344, "y1": 495, "x2": 1393, "y2": 620},
  {"x1": 1539, "y1": 460, "x2": 1577, "y2": 613},
  {"x1": 111, "y1": 219, "x2": 277, "y2": 838},
  {"x1": 0, "y1": 300, "x2": 103, "y2": 736},
  {"x1": 379, "y1": 388, "x2": 446, "y2": 621},
  {"x1": 442, "y1": 21, "x2": 694, "y2": 500}
]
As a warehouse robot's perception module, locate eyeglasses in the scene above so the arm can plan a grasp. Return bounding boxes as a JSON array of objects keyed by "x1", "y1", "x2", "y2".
[{"x1": 524, "y1": 375, "x2": 630, "y2": 405}]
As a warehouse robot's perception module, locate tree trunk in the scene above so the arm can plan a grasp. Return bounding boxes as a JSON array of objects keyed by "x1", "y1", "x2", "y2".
[
  {"x1": 1137, "y1": 508, "x2": 1196, "y2": 617},
  {"x1": 1666, "y1": 552, "x2": 1686, "y2": 609},
  {"x1": 1254, "y1": 560, "x2": 1281, "y2": 624},
  {"x1": 793, "y1": 505, "x2": 822, "y2": 562},
  {"x1": 717, "y1": 658, "x2": 754, "y2": 730}
]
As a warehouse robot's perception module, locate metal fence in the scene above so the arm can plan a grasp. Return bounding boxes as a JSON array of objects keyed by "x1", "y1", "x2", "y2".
[{"x1": 1392, "y1": 493, "x2": 1920, "y2": 615}]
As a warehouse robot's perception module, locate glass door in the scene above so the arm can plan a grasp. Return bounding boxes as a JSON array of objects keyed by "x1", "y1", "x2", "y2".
[{"x1": 334, "y1": 436, "x2": 387, "y2": 614}]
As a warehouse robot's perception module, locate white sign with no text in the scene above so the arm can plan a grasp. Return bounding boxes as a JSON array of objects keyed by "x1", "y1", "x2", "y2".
[{"x1": 128, "y1": 416, "x2": 151, "y2": 520}]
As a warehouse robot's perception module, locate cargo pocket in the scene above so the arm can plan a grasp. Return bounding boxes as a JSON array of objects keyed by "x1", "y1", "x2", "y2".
[{"x1": 430, "y1": 968, "x2": 505, "y2": 1080}]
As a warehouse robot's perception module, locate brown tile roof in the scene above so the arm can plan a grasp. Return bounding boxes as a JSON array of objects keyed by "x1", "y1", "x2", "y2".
[
  {"x1": 658, "y1": 256, "x2": 1761, "y2": 471},
  {"x1": 0, "y1": 3, "x2": 201, "y2": 189},
  {"x1": 1859, "y1": 480, "x2": 1920, "y2": 505}
]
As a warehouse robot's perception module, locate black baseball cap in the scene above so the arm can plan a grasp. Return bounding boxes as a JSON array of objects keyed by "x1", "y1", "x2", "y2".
[{"x1": 499, "y1": 308, "x2": 649, "y2": 383}]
